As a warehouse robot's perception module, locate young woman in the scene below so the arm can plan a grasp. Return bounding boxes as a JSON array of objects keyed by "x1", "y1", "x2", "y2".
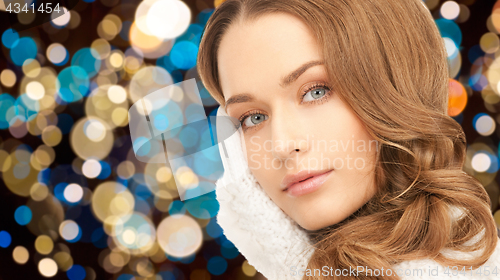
[{"x1": 196, "y1": 0, "x2": 500, "y2": 279}]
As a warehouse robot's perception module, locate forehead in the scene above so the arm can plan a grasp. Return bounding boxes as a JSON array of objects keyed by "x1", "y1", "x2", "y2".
[{"x1": 217, "y1": 13, "x2": 322, "y2": 99}]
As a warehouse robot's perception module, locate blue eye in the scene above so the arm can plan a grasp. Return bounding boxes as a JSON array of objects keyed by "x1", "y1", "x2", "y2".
[
  {"x1": 303, "y1": 87, "x2": 327, "y2": 102},
  {"x1": 240, "y1": 113, "x2": 268, "y2": 129}
]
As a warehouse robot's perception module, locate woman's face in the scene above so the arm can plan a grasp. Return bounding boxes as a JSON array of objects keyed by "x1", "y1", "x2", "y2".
[{"x1": 217, "y1": 13, "x2": 379, "y2": 231}]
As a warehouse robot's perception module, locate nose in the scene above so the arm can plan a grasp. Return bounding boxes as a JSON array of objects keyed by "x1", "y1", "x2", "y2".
[{"x1": 270, "y1": 105, "x2": 310, "y2": 161}]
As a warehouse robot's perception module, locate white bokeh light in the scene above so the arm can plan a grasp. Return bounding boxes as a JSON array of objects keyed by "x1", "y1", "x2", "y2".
[
  {"x1": 443, "y1": 37, "x2": 458, "y2": 58},
  {"x1": 64, "y1": 183, "x2": 84, "y2": 203},
  {"x1": 38, "y1": 258, "x2": 58, "y2": 277},
  {"x1": 471, "y1": 152, "x2": 491, "y2": 173},
  {"x1": 59, "y1": 220, "x2": 80, "y2": 241},
  {"x1": 441, "y1": 1, "x2": 460, "y2": 20},
  {"x1": 51, "y1": 7, "x2": 71, "y2": 27},
  {"x1": 26, "y1": 81, "x2": 45, "y2": 101},
  {"x1": 475, "y1": 115, "x2": 496, "y2": 136},
  {"x1": 82, "y1": 159, "x2": 102, "y2": 178},
  {"x1": 135, "y1": 0, "x2": 191, "y2": 39}
]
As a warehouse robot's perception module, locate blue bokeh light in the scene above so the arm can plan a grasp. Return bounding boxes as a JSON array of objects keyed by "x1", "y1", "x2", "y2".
[
  {"x1": 66, "y1": 264, "x2": 86, "y2": 280},
  {"x1": 207, "y1": 256, "x2": 227, "y2": 275},
  {"x1": 168, "y1": 200, "x2": 186, "y2": 216},
  {"x1": 0, "y1": 231, "x2": 12, "y2": 248},
  {"x1": 0, "y1": 94, "x2": 16, "y2": 129},
  {"x1": 2, "y1": 29, "x2": 19, "y2": 49},
  {"x1": 56, "y1": 66, "x2": 90, "y2": 103},
  {"x1": 206, "y1": 218, "x2": 223, "y2": 238},
  {"x1": 435, "y1": 19, "x2": 462, "y2": 48},
  {"x1": 10, "y1": 37, "x2": 37, "y2": 66},
  {"x1": 169, "y1": 41, "x2": 199, "y2": 70},
  {"x1": 184, "y1": 192, "x2": 219, "y2": 219},
  {"x1": 14, "y1": 205, "x2": 32, "y2": 226},
  {"x1": 71, "y1": 48, "x2": 102, "y2": 78}
]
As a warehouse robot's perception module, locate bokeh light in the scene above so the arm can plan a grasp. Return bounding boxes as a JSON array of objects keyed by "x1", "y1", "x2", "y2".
[
  {"x1": 63, "y1": 183, "x2": 84, "y2": 203},
  {"x1": 12, "y1": 246, "x2": 29, "y2": 265},
  {"x1": 38, "y1": 258, "x2": 58, "y2": 277},
  {"x1": 157, "y1": 214, "x2": 202, "y2": 258},
  {"x1": 14, "y1": 205, "x2": 32, "y2": 226},
  {"x1": 35, "y1": 235, "x2": 54, "y2": 255},
  {"x1": 59, "y1": 220, "x2": 82, "y2": 242},
  {"x1": 0, "y1": 231, "x2": 12, "y2": 248}
]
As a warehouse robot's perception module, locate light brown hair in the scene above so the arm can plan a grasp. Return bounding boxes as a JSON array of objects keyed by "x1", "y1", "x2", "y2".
[{"x1": 196, "y1": 0, "x2": 499, "y2": 279}]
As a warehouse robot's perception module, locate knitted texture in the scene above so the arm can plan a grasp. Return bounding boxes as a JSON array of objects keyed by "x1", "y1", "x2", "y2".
[
  {"x1": 215, "y1": 105, "x2": 315, "y2": 280},
  {"x1": 392, "y1": 230, "x2": 500, "y2": 280},
  {"x1": 213, "y1": 106, "x2": 500, "y2": 280}
]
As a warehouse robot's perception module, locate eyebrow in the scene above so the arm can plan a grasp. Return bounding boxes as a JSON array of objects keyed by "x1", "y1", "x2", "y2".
[{"x1": 224, "y1": 59, "x2": 324, "y2": 110}]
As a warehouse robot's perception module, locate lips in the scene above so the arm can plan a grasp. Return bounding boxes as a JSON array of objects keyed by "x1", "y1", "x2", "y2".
[
  {"x1": 281, "y1": 169, "x2": 334, "y2": 191},
  {"x1": 284, "y1": 177, "x2": 312, "y2": 191}
]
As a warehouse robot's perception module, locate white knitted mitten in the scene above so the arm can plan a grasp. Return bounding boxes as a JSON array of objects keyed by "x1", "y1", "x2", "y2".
[{"x1": 214, "y1": 105, "x2": 315, "y2": 280}]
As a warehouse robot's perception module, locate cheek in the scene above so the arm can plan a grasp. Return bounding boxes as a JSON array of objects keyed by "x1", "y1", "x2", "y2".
[
  {"x1": 244, "y1": 137, "x2": 271, "y2": 184},
  {"x1": 245, "y1": 139, "x2": 264, "y2": 171}
]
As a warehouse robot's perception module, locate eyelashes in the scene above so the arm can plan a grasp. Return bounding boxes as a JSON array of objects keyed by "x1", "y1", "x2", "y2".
[
  {"x1": 300, "y1": 82, "x2": 332, "y2": 104},
  {"x1": 237, "y1": 82, "x2": 333, "y2": 132}
]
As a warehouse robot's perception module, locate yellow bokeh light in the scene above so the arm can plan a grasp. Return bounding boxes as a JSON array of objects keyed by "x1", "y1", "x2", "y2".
[
  {"x1": 176, "y1": 166, "x2": 199, "y2": 190},
  {"x1": 0, "y1": 69, "x2": 16, "y2": 87},
  {"x1": 70, "y1": 116, "x2": 114, "y2": 160},
  {"x1": 480, "y1": 32, "x2": 500, "y2": 54},
  {"x1": 156, "y1": 214, "x2": 203, "y2": 258},
  {"x1": 91, "y1": 38, "x2": 111, "y2": 60},
  {"x1": 35, "y1": 235, "x2": 54, "y2": 255},
  {"x1": 156, "y1": 166, "x2": 172, "y2": 183},
  {"x1": 13, "y1": 246, "x2": 29, "y2": 265},
  {"x1": 214, "y1": 0, "x2": 227, "y2": 8},
  {"x1": 41, "y1": 125, "x2": 62, "y2": 147},
  {"x1": 30, "y1": 182, "x2": 49, "y2": 201},
  {"x1": 91, "y1": 182, "x2": 135, "y2": 222},
  {"x1": 107, "y1": 85, "x2": 127, "y2": 104},
  {"x1": 34, "y1": 145, "x2": 56, "y2": 167},
  {"x1": 116, "y1": 161, "x2": 135, "y2": 180},
  {"x1": 22, "y1": 59, "x2": 41, "y2": 78},
  {"x1": 109, "y1": 52, "x2": 124, "y2": 69},
  {"x1": 53, "y1": 251, "x2": 73, "y2": 271},
  {"x1": 0, "y1": 150, "x2": 11, "y2": 172},
  {"x1": 242, "y1": 260, "x2": 257, "y2": 277},
  {"x1": 111, "y1": 107, "x2": 129, "y2": 126}
]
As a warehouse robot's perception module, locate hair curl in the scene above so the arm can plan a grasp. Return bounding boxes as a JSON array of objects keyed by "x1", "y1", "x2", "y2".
[{"x1": 196, "y1": 0, "x2": 499, "y2": 279}]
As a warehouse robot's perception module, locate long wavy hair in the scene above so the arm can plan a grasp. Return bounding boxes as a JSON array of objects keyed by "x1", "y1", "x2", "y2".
[{"x1": 196, "y1": 0, "x2": 499, "y2": 279}]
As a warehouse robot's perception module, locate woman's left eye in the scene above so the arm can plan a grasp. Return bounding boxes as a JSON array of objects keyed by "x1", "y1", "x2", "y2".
[{"x1": 302, "y1": 85, "x2": 331, "y2": 103}]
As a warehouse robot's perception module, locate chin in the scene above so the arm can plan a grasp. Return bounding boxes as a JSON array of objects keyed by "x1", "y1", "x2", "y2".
[
  {"x1": 294, "y1": 212, "x2": 347, "y2": 232},
  {"x1": 296, "y1": 217, "x2": 336, "y2": 231},
  {"x1": 298, "y1": 223, "x2": 324, "y2": 231}
]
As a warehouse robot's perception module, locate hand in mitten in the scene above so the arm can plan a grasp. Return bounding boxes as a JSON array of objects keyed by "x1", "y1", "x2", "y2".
[{"x1": 214, "y1": 105, "x2": 315, "y2": 280}]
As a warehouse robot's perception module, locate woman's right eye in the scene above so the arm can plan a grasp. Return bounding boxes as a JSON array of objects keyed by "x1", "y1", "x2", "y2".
[{"x1": 240, "y1": 112, "x2": 268, "y2": 130}]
